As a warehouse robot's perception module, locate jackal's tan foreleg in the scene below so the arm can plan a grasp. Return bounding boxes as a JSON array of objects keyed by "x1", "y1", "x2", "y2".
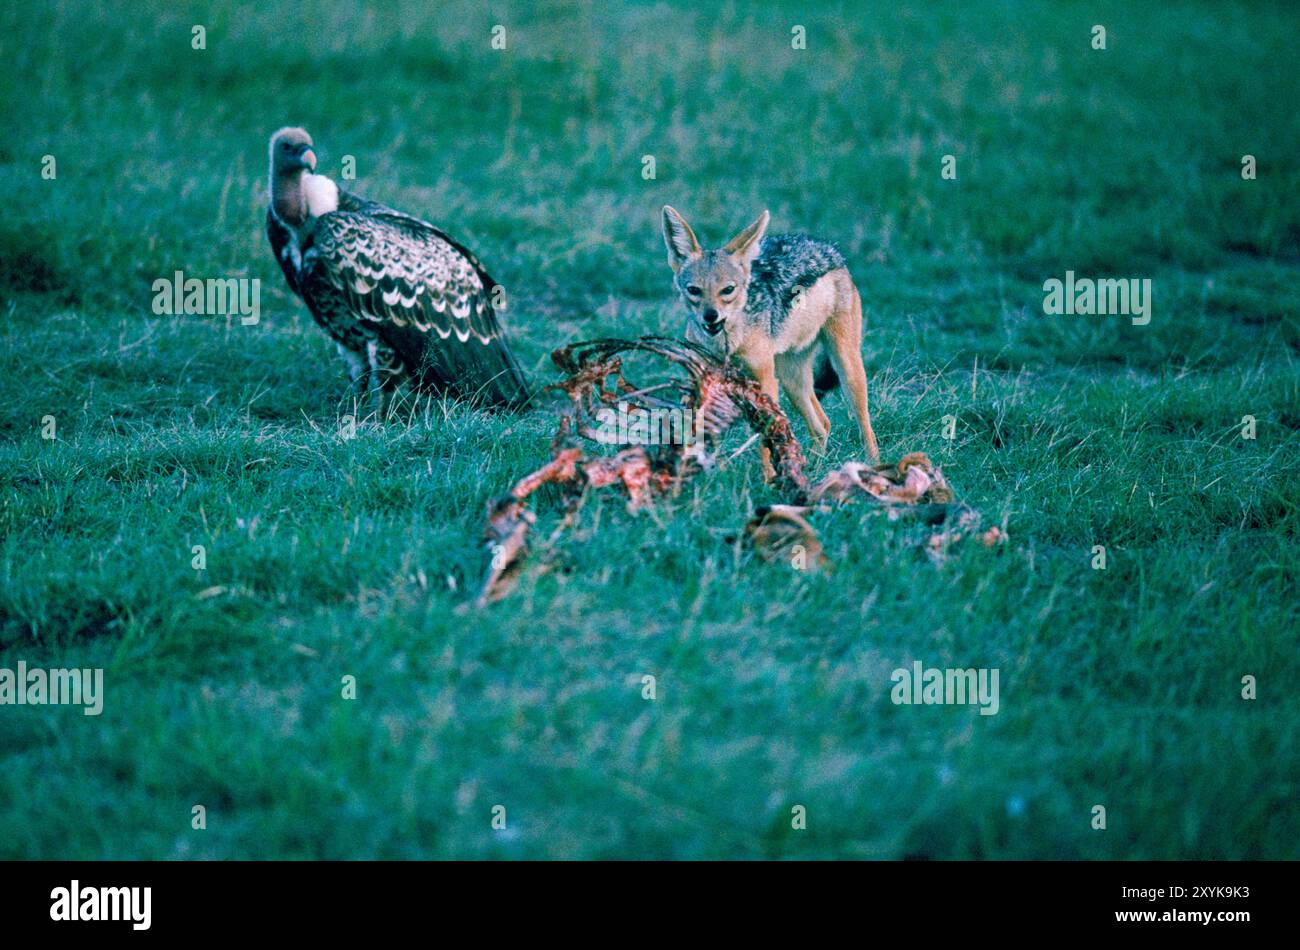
[
  {"x1": 744, "y1": 352, "x2": 781, "y2": 480},
  {"x1": 823, "y1": 281, "x2": 879, "y2": 463},
  {"x1": 812, "y1": 391, "x2": 831, "y2": 434},
  {"x1": 775, "y1": 350, "x2": 830, "y2": 453}
]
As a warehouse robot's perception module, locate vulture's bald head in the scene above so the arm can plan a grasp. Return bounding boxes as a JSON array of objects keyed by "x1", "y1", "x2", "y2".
[
  {"x1": 269, "y1": 127, "x2": 316, "y2": 176},
  {"x1": 267, "y1": 127, "x2": 337, "y2": 227}
]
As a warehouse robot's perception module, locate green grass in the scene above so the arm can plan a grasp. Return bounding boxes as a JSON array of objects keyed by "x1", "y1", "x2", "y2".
[{"x1": 0, "y1": 0, "x2": 1297, "y2": 859}]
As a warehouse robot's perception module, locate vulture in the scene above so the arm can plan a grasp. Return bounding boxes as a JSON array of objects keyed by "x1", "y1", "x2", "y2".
[{"x1": 265, "y1": 127, "x2": 530, "y2": 410}]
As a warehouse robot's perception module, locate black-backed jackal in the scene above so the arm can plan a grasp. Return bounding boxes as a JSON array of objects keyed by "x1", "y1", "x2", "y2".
[{"x1": 661, "y1": 206, "x2": 880, "y2": 472}]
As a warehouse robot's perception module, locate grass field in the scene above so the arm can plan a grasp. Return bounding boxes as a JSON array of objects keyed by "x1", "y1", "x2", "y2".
[{"x1": 1, "y1": 0, "x2": 1297, "y2": 859}]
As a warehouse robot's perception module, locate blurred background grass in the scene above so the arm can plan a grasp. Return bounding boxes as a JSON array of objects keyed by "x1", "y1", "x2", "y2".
[{"x1": 0, "y1": 0, "x2": 1296, "y2": 858}]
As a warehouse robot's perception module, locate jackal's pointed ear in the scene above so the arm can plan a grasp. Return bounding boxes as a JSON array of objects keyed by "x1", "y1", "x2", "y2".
[
  {"x1": 724, "y1": 209, "x2": 770, "y2": 270},
  {"x1": 662, "y1": 206, "x2": 703, "y2": 273}
]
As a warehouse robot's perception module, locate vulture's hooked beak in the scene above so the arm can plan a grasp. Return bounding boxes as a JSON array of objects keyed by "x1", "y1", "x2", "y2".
[{"x1": 298, "y1": 145, "x2": 317, "y2": 172}]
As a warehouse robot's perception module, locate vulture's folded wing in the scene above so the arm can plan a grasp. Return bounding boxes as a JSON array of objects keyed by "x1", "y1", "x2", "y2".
[{"x1": 298, "y1": 206, "x2": 531, "y2": 409}]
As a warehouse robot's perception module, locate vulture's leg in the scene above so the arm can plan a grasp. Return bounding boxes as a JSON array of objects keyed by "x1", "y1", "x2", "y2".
[
  {"x1": 373, "y1": 343, "x2": 407, "y2": 393},
  {"x1": 337, "y1": 343, "x2": 369, "y2": 399},
  {"x1": 364, "y1": 340, "x2": 392, "y2": 417}
]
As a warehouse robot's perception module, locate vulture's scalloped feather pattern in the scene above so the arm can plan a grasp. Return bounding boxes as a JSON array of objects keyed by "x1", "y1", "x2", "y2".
[{"x1": 267, "y1": 189, "x2": 530, "y2": 409}]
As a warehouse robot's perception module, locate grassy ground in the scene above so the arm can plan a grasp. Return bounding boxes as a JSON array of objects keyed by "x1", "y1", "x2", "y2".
[{"x1": 0, "y1": 0, "x2": 1297, "y2": 859}]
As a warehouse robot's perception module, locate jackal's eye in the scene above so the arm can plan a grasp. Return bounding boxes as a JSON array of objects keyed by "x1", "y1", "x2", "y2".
[
  {"x1": 720, "y1": 285, "x2": 736, "y2": 296},
  {"x1": 686, "y1": 286, "x2": 702, "y2": 297}
]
